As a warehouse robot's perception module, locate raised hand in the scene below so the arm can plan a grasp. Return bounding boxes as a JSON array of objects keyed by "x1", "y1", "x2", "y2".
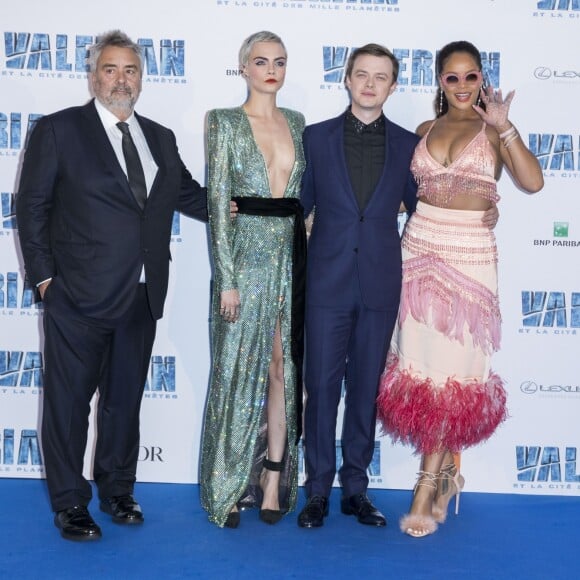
[{"x1": 472, "y1": 86, "x2": 515, "y2": 131}]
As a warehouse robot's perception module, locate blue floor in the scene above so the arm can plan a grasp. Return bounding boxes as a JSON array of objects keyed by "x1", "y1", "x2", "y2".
[{"x1": 1, "y1": 479, "x2": 578, "y2": 579}]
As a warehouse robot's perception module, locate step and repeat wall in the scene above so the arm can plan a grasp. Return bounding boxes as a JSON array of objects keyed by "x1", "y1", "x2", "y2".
[{"x1": 1, "y1": 0, "x2": 579, "y2": 496}]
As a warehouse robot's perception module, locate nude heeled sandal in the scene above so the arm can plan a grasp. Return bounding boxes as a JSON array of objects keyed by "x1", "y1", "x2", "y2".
[
  {"x1": 400, "y1": 471, "x2": 438, "y2": 538},
  {"x1": 432, "y1": 462, "x2": 465, "y2": 524}
]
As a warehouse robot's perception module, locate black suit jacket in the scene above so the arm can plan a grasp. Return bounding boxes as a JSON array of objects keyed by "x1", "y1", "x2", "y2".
[{"x1": 16, "y1": 99, "x2": 207, "y2": 320}]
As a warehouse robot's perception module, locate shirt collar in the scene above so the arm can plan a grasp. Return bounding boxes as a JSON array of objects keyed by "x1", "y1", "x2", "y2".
[
  {"x1": 94, "y1": 98, "x2": 137, "y2": 130},
  {"x1": 345, "y1": 108, "x2": 385, "y2": 135}
]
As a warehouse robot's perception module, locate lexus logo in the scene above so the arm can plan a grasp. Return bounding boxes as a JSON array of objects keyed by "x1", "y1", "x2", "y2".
[
  {"x1": 520, "y1": 381, "x2": 538, "y2": 394},
  {"x1": 534, "y1": 67, "x2": 580, "y2": 80},
  {"x1": 534, "y1": 67, "x2": 552, "y2": 80}
]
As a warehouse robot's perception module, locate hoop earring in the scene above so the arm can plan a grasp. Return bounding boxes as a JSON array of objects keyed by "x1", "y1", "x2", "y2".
[{"x1": 439, "y1": 90, "x2": 444, "y2": 114}]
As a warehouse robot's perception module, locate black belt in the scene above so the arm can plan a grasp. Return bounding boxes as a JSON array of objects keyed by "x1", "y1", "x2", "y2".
[{"x1": 231, "y1": 196, "x2": 306, "y2": 442}]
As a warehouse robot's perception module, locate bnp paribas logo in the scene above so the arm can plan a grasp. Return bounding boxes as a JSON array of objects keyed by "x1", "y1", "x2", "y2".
[
  {"x1": 533, "y1": 222, "x2": 579, "y2": 248},
  {"x1": 554, "y1": 222, "x2": 569, "y2": 237}
]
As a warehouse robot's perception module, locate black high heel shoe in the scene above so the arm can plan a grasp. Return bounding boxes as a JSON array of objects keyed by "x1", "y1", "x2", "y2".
[
  {"x1": 224, "y1": 508, "x2": 240, "y2": 529},
  {"x1": 259, "y1": 458, "x2": 284, "y2": 525}
]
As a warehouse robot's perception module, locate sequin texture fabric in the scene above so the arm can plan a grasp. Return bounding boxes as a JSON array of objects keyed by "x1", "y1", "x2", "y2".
[
  {"x1": 411, "y1": 121, "x2": 500, "y2": 207},
  {"x1": 377, "y1": 120, "x2": 508, "y2": 453},
  {"x1": 200, "y1": 107, "x2": 306, "y2": 527}
]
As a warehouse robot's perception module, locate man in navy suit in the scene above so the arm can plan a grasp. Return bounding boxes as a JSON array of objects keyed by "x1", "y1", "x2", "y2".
[
  {"x1": 297, "y1": 44, "x2": 418, "y2": 528},
  {"x1": 16, "y1": 30, "x2": 207, "y2": 541}
]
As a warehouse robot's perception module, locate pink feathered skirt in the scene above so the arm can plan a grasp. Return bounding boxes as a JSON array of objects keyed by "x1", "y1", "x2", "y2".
[{"x1": 377, "y1": 202, "x2": 507, "y2": 454}]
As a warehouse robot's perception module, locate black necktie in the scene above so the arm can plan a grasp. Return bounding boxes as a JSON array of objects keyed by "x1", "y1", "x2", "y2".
[{"x1": 116, "y1": 121, "x2": 147, "y2": 210}]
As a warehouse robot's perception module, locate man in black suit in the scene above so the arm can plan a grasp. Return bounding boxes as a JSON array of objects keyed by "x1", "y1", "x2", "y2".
[{"x1": 16, "y1": 30, "x2": 207, "y2": 541}]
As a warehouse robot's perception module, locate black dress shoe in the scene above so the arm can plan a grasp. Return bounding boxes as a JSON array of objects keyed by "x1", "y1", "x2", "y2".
[
  {"x1": 297, "y1": 495, "x2": 329, "y2": 528},
  {"x1": 341, "y1": 493, "x2": 386, "y2": 526},
  {"x1": 54, "y1": 505, "x2": 102, "y2": 541},
  {"x1": 100, "y1": 494, "x2": 144, "y2": 525}
]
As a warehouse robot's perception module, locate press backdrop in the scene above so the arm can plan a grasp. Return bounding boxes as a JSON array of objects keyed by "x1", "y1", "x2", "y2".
[{"x1": 1, "y1": 0, "x2": 579, "y2": 496}]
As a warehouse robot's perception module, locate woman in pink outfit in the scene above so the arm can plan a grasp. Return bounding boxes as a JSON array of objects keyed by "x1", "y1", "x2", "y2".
[{"x1": 377, "y1": 40, "x2": 543, "y2": 538}]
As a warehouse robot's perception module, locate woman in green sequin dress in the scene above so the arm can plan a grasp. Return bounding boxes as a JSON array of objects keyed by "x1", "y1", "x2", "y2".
[{"x1": 200, "y1": 31, "x2": 306, "y2": 528}]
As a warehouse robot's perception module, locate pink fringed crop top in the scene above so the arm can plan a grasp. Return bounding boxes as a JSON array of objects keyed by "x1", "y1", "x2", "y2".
[{"x1": 411, "y1": 121, "x2": 500, "y2": 206}]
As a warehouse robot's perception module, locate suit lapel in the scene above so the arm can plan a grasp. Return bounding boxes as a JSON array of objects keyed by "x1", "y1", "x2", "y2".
[
  {"x1": 135, "y1": 112, "x2": 163, "y2": 202},
  {"x1": 81, "y1": 102, "x2": 164, "y2": 211},
  {"x1": 81, "y1": 101, "x2": 136, "y2": 205},
  {"x1": 366, "y1": 118, "x2": 395, "y2": 210},
  {"x1": 328, "y1": 114, "x2": 359, "y2": 210}
]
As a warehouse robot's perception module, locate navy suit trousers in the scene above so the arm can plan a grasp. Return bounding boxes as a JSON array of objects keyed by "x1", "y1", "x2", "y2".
[{"x1": 303, "y1": 277, "x2": 397, "y2": 498}]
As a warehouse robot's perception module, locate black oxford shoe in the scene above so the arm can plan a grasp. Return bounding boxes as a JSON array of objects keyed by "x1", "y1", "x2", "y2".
[
  {"x1": 341, "y1": 493, "x2": 386, "y2": 526},
  {"x1": 54, "y1": 505, "x2": 102, "y2": 541},
  {"x1": 100, "y1": 494, "x2": 144, "y2": 525},
  {"x1": 297, "y1": 495, "x2": 329, "y2": 528}
]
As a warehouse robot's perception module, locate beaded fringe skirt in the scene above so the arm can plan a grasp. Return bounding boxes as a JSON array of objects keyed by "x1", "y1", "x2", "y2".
[{"x1": 377, "y1": 201, "x2": 507, "y2": 454}]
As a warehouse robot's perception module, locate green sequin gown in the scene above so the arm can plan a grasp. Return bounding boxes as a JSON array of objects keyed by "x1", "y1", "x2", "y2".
[{"x1": 200, "y1": 107, "x2": 306, "y2": 527}]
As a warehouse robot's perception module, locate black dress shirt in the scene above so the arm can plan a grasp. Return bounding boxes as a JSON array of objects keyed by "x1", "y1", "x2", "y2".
[{"x1": 344, "y1": 108, "x2": 386, "y2": 211}]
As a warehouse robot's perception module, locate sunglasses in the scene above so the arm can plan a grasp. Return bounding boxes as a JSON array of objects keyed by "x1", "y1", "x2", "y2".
[{"x1": 440, "y1": 71, "x2": 482, "y2": 86}]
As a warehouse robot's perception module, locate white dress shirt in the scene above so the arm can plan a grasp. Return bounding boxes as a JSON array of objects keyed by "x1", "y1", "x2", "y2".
[
  {"x1": 38, "y1": 100, "x2": 159, "y2": 288},
  {"x1": 94, "y1": 98, "x2": 158, "y2": 194},
  {"x1": 95, "y1": 99, "x2": 159, "y2": 283}
]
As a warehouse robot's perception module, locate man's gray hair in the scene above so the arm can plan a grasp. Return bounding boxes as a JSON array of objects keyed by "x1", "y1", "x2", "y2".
[
  {"x1": 238, "y1": 31, "x2": 286, "y2": 68},
  {"x1": 87, "y1": 30, "x2": 143, "y2": 73}
]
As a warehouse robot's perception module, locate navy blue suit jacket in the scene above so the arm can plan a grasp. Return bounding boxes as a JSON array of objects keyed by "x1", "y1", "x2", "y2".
[
  {"x1": 16, "y1": 99, "x2": 207, "y2": 320},
  {"x1": 301, "y1": 112, "x2": 419, "y2": 311}
]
